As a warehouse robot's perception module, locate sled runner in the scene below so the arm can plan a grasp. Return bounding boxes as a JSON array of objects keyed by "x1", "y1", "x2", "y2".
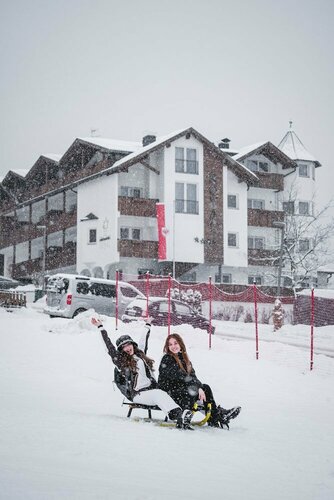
[{"x1": 122, "y1": 400, "x2": 212, "y2": 426}]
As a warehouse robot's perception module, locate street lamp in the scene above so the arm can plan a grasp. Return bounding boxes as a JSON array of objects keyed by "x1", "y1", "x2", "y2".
[
  {"x1": 37, "y1": 225, "x2": 47, "y2": 275},
  {"x1": 273, "y1": 221, "x2": 285, "y2": 297}
]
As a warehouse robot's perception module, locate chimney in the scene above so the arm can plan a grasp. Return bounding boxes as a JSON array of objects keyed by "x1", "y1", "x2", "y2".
[
  {"x1": 142, "y1": 135, "x2": 156, "y2": 147},
  {"x1": 218, "y1": 137, "x2": 231, "y2": 150}
]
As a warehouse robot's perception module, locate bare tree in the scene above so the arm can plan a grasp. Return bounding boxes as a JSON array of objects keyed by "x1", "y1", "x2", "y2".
[{"x1": 280, "y1": 186, "x2": 334, "y2": 294}]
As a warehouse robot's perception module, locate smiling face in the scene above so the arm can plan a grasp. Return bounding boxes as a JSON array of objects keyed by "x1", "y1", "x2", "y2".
[
  {"x1": 168, "y1": 337, "x2": 181, "y2": 354},
  {"x1": 122, "y1": 342, "x2": 135, "y2": 356}
]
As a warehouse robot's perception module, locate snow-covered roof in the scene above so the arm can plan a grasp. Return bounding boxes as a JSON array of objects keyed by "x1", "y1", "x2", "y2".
[
  {"x1": 109, "y1": 128, "x2": 188, "y2": 171},
  {"x1": 107, "y1": 128, "x2": 257, "y2": 184},
  {"x1": 11, "y1": 169, "x2": 29, "y2": 178},
  {"x1": 278, "y1": 129, "x2": 321, "y2": 166},
  {"x1": 42, "y1": 153, "x2": 62, "y2": 162},
  {"x1": 298, "y1": 289, "x2": 334, "y2": 299},
  {"x1": 233, "y1": 142, "x2": 267, "y2": 161},
  {"x1": 317, "y1": 265, "x2": 334, "y2": 273},
  {"x1": 78, "y1": 137, "x2": 141, "y2": 153}
]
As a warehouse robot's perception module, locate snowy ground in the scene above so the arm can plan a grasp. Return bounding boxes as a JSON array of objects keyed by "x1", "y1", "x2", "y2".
[{"x1": 1, "y1": 305, "x2": 334, "y2": 500}]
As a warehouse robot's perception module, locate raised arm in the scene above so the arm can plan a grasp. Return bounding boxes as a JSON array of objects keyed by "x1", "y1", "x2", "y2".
[
  {"x1": 137, "y1": 319, "x2": 152, "y2": 354},
  {"x1": 91, "y1": 318, "x2": 121, "y2": 368}
]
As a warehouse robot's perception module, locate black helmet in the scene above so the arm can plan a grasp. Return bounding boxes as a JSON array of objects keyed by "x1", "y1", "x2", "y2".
[{"x1": 116, "y1": 335, "x2": 138, "y2": 352}]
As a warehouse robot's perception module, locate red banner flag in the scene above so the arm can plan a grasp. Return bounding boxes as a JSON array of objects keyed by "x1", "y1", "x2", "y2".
[{"x1": 156, "y1": 203, "x2": 167, "y2": 260}]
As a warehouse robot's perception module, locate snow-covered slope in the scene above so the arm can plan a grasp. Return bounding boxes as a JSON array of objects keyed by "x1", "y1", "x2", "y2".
[{"x1": 1, "y1": 307, "x2": 334, "y2": 500}]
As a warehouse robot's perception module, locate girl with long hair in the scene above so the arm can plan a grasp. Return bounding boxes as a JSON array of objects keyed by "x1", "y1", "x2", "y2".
[
  {"x1": 91, "y1": 318, "x2": 193, "y2": 429},
  {"x1": 158, "y1": 333, "x2": 241, "y2": 428}
]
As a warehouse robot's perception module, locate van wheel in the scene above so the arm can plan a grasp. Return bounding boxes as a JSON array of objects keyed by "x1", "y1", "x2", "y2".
[{"x1": 72, "y1": 308, "x2": 86, "y2": 318}]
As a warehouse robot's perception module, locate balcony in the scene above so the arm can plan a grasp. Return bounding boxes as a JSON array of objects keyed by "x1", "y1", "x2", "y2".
[
  {"x1": 256, "y1": 172, "x2": 284, "y2": 191},
  {"x1": 118, "y1": 239, "x2": 158, "y2": 258},
  {"x1": 11, "y1": 243, "x2": 76, "y2": 279},
  {"x1": 248, "y1": 248, "x2": 280, "y2": 266},
  {"x1": 118, "y1": 197, "x2": 158, "y2": 217},
  {"x1": 248, "y1": 209, "x2": 284, "y2": 228}
]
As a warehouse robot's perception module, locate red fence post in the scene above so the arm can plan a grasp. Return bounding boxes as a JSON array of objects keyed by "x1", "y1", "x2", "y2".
[
  {"x1": 145, "y1": 271, "x2": 150, "y2": 319},
  {"x1": 253, "y1": 282, "x2": 259, "y2": 360},
  {"x1": 115, "y1": 269, "x2": 119, "y2": 330},
  {"x1": 209, "y1": 276, "x2": 212, "y2": 350},
  {"x1": 310, "y1": 288, "x2": 315, "y2": 371},
  {"x1": 168, "y1": 273, "x2": 171, "y2": 336}
]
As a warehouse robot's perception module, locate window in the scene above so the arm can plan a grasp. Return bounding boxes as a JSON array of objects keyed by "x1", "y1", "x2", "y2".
[
  {"x1": 120, "y1": 227, "x2": 141, "y2": 240},
  {"x1": 120, "y1": 285, "x2": 139, "y2": 298},
  {"x1": 31, "y1": 237, "x2": 44, "y2": 259},
  {"x1": 299, "y1": 239, "x2": 311, "y2": 252},
  {"x1": 283, "y1": 201, "x2": 295, "y2": 214},
  {"x1": 214, "y1": 273, "x2": 232, "y2": 284},
  {"x1": 16, "y1": 206, "x2": 30, "y2": 224},
  {"x1": 138, "y1": 268, "x2": 154, "y2": 277},
  {"x1": 248, "y1": 276, "x2": 263, "y2": 285},
  {"x1": 175, "y1": 302, "x2": 192, "y2": 315},
  {"x1": 65, "y1": 226, "x2": 77, "y2": 244},
  {"x1": 89, "y1": 229, "x2": 97, "y2": 244},
  {"x1": 299, "y1": 164, "x2": 309, "y2": 177},
  {"x1": 31, "y1": 200, "x2": 46, "y2": 224},
  {"x1": 120, "y1": 186, "x2": 142, "y2": 198},
  {"x1": 228, "y1": 194, "x2": 238, "y2": 209},
  {"x1": 299, "y1": 202, "x2": 309, "y2": 215},
  {"x1": 132, "y1": 228, "x2": 141, "y2": 240},
  {"x1": 65, "y1": 190, "x2": 77, "y2": 213},
  {"x1": 175, "y1": 147, "x2": 198, "y2": 174},
  {"x1": 15, "y1": 241, "x2": 29, "y2": 263},
  {"x1": 175, "y1": 183, "x2": 198, "y2": 214},
  {"x1": 48, "y1": 192, "x2": 64, "y2": 213},
  {"x1": 248, "y1": 160, "x2": 269, "y2": 173},
  {"x1": 248, "y1": 237, "x2": 265, "y2": 249},
  {"x1": 248, "y1": 199, "x2": 265, "y2": 210},
  {"x1": 182, "y1": 272, "x2": 197, "y2": 282},
  {"x1": 228, "y1": 233, "x2": 238, "y2": 247},
  {"x1": 47, "y1": 230, "x2": 63, "y2": 249}
]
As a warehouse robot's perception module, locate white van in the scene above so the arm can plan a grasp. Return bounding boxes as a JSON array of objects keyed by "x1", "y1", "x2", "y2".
[{"x1": 44, "y1": 273, "x2": 144, "y2": 319}]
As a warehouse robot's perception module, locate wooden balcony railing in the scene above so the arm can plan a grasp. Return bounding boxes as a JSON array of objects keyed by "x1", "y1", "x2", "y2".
[
  {"x1": 118, "y1": 239, "x2": 158, "y2": 258},
  {"x1": 118, "y1": 197, "x2": 158, "y2": 217},
  {"x1": 256, "y1": 173, "x2": 284, "y2": 191},
  {"x1": 248, "y1": 248, "x2": 280, "y2": 266},
  {"x1": 248, "y1": 209, "x2": 284, "y2": 228}
]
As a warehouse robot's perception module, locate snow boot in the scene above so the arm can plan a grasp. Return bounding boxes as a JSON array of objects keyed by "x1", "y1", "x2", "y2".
[
  {"x1": 217, "y1": 406, "x2": 241, "y2": 429},
  {"x1": 173, "y1": 409, "x2": 194, "y2": 430}
]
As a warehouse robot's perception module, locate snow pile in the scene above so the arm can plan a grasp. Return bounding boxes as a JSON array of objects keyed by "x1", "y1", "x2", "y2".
[{"x1": 1, "y1": 307, "x2": 334, "y2": 500}]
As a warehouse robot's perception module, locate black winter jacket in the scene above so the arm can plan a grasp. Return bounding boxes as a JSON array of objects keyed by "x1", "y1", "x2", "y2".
[
  {"x1": 158, "y1": 353, "x2": 203, "y2": 396},
  {"x1": 99, "y1": 324, "x2": 157, "y2": 401}
]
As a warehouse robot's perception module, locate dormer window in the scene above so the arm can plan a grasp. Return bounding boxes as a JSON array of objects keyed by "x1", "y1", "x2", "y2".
[{"x1": 248, "y1": 160, "x2": 269, "y2": 173}]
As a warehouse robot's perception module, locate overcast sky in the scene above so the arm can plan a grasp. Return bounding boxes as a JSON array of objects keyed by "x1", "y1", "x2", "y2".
[{"x1": 1, "y1": 0, "x2": 333, "y2": 211}]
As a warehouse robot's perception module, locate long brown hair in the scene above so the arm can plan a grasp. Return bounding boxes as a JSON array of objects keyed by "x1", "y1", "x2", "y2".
[
  {"x1": 119, "y1": 346, "x2": 155, "y2": 372},
  {"x1": 163, "y1": 333, "x2": 192, "y2": 374}
]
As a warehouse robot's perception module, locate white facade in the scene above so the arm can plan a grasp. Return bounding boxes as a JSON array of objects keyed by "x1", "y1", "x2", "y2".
[
  {"x1": 77, "y1": 175, "x2": 119, "y2": 276},
  {"x1": 224, "y1": 167, "x2": 248, "y2": 267}
]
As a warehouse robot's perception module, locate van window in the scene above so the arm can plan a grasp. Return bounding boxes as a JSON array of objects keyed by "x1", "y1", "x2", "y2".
[
  {"x1": 120, "y1": 286, "x2": 139, "y2": 298},
  {"x1": 77, "y1": 282, "x2": 90, "y2": 295},
  {"x1": 76, "y1": 281, "x2": 116, "y2": 298},
  {"x1": 47, "y1": 277, "x2": 69, "y2": 293},
  {"x1": 90, "y1": 283, "x2": 116, "y2": 298}
]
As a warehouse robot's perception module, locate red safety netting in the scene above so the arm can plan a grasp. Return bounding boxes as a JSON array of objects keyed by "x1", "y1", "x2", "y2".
[{"x1": 115, "y1": 272, "x2": 332, "y2": 371}]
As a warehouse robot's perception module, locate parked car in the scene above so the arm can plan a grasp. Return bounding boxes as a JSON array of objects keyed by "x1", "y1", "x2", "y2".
[
  {"x1": 0, "y1": 276, "x2": 22, "y2": 290},
  {"x1": 44, "y1": 274, "x2": 144, "y2": 319},
  {"x1": 122, "y1": 296, "x2": 215, "y2": 334}
]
